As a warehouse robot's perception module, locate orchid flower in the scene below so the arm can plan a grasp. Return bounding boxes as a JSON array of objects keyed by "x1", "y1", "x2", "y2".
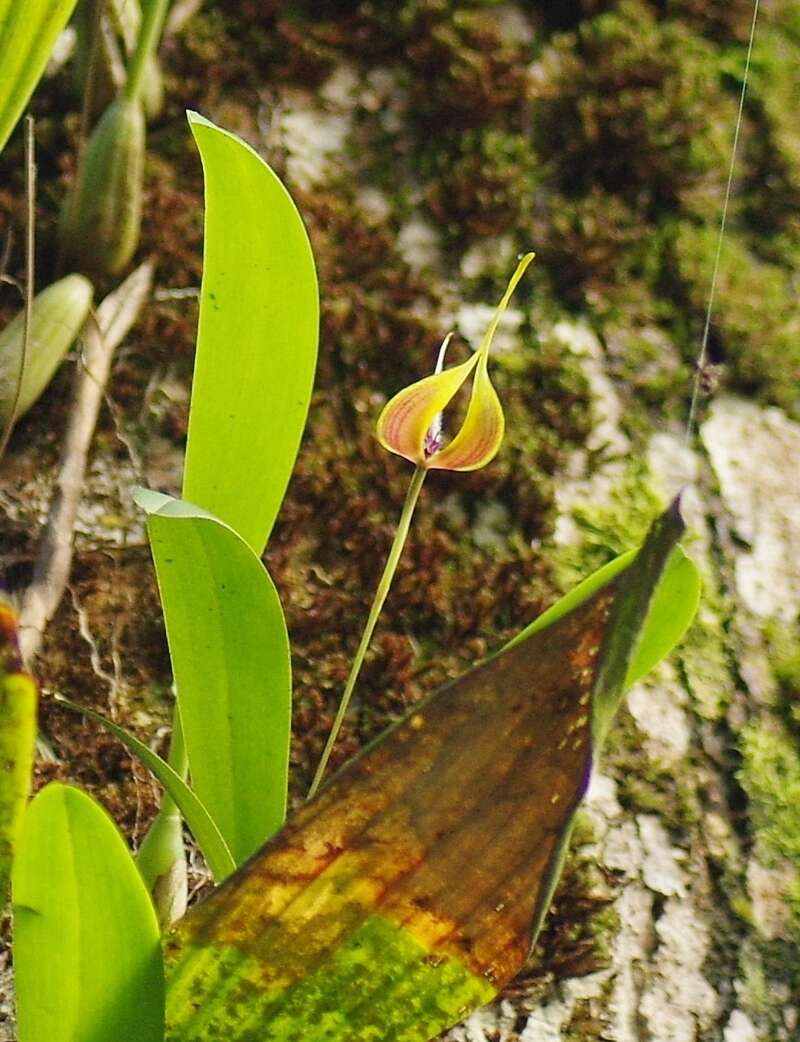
[
  {"x1": 309, "y1": 252, "x2": 534, "y2": 798},
  {"x1": 377, "y1": 252, "x2": 534, "y2": 471}
]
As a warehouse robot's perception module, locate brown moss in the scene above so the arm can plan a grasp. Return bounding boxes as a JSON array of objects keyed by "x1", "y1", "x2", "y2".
[
  {"x1": 663, "y1": 0, "x2": 760, "y2": 42},
  {"x1": 529, "y1": 1, "x2": 735, "y2": 211},
  {"x1": 423, "y1": 129, "x2": 537, "y2": 242},
  {"x1": 533, "y1": 187, "x2": 649, "y2": 310}
]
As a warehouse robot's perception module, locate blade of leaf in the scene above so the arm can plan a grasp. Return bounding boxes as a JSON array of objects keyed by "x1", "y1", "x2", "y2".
[
  {"x1": 182, "y1": 111, "x2": 319, "y2": 555},
  {"x1": 13, "y1": 782, "x2": 164, "y2": 1042},
  {"x1": 503, "y1": 543, "x2": 701, "y2": 689},
  {"x1": 57, "y1": 698, "x2": 235, "y2": 882},
  {"x1": 591, "y1": 497, "x2": 688, "y2": 745},
  {"x1": 0, "y1": 600, "x2": 36, "y2": 901},
  {"x1": 525, "y1": 497, "x2": 690, "y2": 949},
  {"x1": 163, "y1": 502, "x2": 689, "y2": 1042},
  {"x1": 135, "y1": 488, "x2": 292, "y2": 866},
  {"x1": 0, "y1": 0, "x2": 79, "y2": 155},
  {"x1": 625, "y1": 544, "x2": 700, "y2": 688}
]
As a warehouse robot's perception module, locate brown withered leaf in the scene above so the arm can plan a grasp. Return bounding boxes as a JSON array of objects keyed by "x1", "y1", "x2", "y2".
[{"x1": 164, "y1": 500, "x2": 687, "y2": 1042}]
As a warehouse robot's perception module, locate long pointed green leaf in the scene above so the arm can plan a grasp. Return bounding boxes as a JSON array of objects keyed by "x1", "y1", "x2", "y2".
[
  {"x1": 13, "y1": 783, "x2": 164, "y2": 1042},
  {"x1": 182, "y1": 111, "x2": 319, "y2": 555},
  {"x1": 0, "y1": 601, "x2": 36, "y2": 901},
  {"x1": 163, "y1": 502, "x2": 691, "y2": 1042},
  {"x1": 135, "y1": 488, "x2": 292, "y2": 867},
  {"x1": 58, "y1": 698, "x2": 236, "y2": 882},
  {"x1": 0, "y1": 0, "x2": 79, "y2": 155}
]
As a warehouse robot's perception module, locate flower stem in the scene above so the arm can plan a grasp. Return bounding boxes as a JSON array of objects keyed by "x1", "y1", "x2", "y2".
[
  {"x1": 125, "y1": 0, "x2": 170, "y2": 104},
  {"x1": 307, "y1": 465, "x2": 427, "y2": 799}
]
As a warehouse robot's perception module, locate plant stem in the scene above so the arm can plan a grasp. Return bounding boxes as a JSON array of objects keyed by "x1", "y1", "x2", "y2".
[
  {"x1": 165, "y1": 701, "x2": 188, "y2": 801},
  {"x1": 125, "y1": 0, "x2": 170, "y2": 104},
  {"x1": 308, "y1": 465, "x2": 427, "y2": 799},
  {"x1": 137, "y1": 703, "x2": 188, "y2": 927}
]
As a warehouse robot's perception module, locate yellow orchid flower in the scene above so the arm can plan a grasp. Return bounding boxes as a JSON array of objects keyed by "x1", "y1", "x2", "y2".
[
  {"x1": 310, "y1": 251, "x2": 535, "y2": 796},
  {"x1": 376, "y1": 252, "x2": 534, "y2": 471}
]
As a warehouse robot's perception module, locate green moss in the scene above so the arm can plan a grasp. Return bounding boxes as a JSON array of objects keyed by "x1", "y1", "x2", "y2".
[
  {"x1": 737, "y1": 935, "x2": 800, "y2": 1027},
  {"x1": 738, "y1": 715, "x2": 800, "y2": 970},
  {"x1": 737, "y1": 940, "x2": 774, "y2": 1016},
  {"x1": 551, "y1": 458, "x2": 663, "y2": 589},
  {"x1": 529, "y1": 1, "x2": 734, "y2": 210},
  {"x1": 677, "y1": 607, "x2": 735, "y2": 721},
  {"x1": 665, "y1": 0, "x2": 760, "y2": 42},
  {"x1": 763, "y1": 620, "x2": 800, "y2": 732},
  {"x1": 667, "y1": 222, "x2": 800, "y2": 417},
  {"x1": 534, "y1": 188, "x2": 655, "y2": 312},
  {"x1": 421, "y1": 129, "x2": 538, "y2": 243},
  {"x1": 740, "y1": 719, "x2": 800, "y2": 867},
  {"x1": 607, "y1": 706, "x2": 701, "y2": 829},
  {"x1": 744, "y1": 23, "x2": 800, "y2": 245},
  {"x1": 603, "y1": 322, "x2": 689, "y2": 416}
]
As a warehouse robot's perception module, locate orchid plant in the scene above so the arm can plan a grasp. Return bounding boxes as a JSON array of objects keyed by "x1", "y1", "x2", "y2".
[{"x1": 7, "y1": 114, "x2": 700, "y2": 1042}]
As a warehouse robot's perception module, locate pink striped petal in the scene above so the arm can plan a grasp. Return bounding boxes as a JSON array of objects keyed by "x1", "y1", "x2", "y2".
[
  {"x1": 429, "y1": 355, "x2": 505, "y2": 471},
  {"x1": 376, "y1": 353, "x2": 479, "y2": 465}
]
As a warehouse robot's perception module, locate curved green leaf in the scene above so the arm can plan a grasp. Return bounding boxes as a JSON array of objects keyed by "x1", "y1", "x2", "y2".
[
  {"x1": 13, "y1": 783, "x2": 163, "y2": 1042},
  {"x1": 503, "y1": 542, "x2": 701, "y2": 689},
  {"x1": 625, "y1": 545, "x2": 701, "y2": 687},
  {"x1": 183, "y1": 111, "x2": 319, "y2": 555},
  {"x1": 135, "y1": 488, "x2": 292, "y2": 866},
  {"x1": 58, "y1": 698, "x2": 235, "y2": 882},
  {"x1": 0, "y1": 0, "x2": 78, "y2": 155}
]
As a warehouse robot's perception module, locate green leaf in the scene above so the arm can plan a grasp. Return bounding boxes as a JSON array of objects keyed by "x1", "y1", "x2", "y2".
[
  {"x1": 503, "y1": 542, "x2": 701, "y2": 689},
  {"x1": 183, "y1": 111, "x2": 319, "y2": 555},
  {"x1": 13, "y1": 783, "x2": 164, "y2": 1042},
  {"x1": 0, "y1": 273, "x2": 93, "y2": 440},
  {"x1": 58, "y1": 697, "x2": 236, "y2": 882},
  {"x1": 625, "y1": 545, "x2": 700, "y2": 688},
  {"x1": 164, "y1": 502, "x2": 691, "y2": 1042},
  {"x1": 135, "y1": 488, "x2": 292, "y2": 866},
  {"x1": 0, "y1": 0, "x2": 79, "y2": 155},
  {"x1": 0, "y1": 600, "x2": 36, "y2": 901}
]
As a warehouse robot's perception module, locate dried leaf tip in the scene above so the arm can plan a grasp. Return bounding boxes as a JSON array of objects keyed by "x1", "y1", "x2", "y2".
[{"x1": 376, "y1": 253, "x2": 534, "y2": 471}]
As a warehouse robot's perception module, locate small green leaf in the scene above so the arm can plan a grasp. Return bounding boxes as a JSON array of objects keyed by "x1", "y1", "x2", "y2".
[
  {"x1": 183, "y1": 111, "x2": 319, "y2": 555},
  {"x1": 136, "y1": 489, "x2": 292, "y2": 866},
  {"x1": 625, "y1": 545, "x2": 700, "y2": 688},
  {"x1": 13, "y1": 783, "x2": 164, "y2": 1042},
  {"x1": 0, "y1": 0, "x2": 79, "y2": 155},
  {"x1": 504, "y1": 542, "x2": 701, "y2": 689},
  {"x1": 0, "y1": 273, "x2": 93, "y2": 438},
  {"x1": 58, "y1": 698, "x2": 236, "y2": 882}
]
